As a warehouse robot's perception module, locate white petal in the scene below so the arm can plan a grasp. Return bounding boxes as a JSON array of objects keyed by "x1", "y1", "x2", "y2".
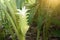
[{"x1": 17, "y1": 6, "x2": 29, "y2": 16}]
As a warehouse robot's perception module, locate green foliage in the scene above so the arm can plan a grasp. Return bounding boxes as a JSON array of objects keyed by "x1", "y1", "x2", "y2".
[
  {"x1": 0, "y1": 0, "x2": 60, "y2": 40},
  {"x1": 0, "y1": 0, "x2": 29, "y2": 40}
]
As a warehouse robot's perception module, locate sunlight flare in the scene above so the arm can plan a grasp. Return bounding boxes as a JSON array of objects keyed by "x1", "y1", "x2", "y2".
[{"x1": 46, "y1": 0, "x2": 60, "y2": 8}]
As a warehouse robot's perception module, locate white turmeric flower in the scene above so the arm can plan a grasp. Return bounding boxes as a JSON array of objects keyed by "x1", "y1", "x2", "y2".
[{"x1": 17, "y1": 6, "x2": 29, "y2": 16}]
